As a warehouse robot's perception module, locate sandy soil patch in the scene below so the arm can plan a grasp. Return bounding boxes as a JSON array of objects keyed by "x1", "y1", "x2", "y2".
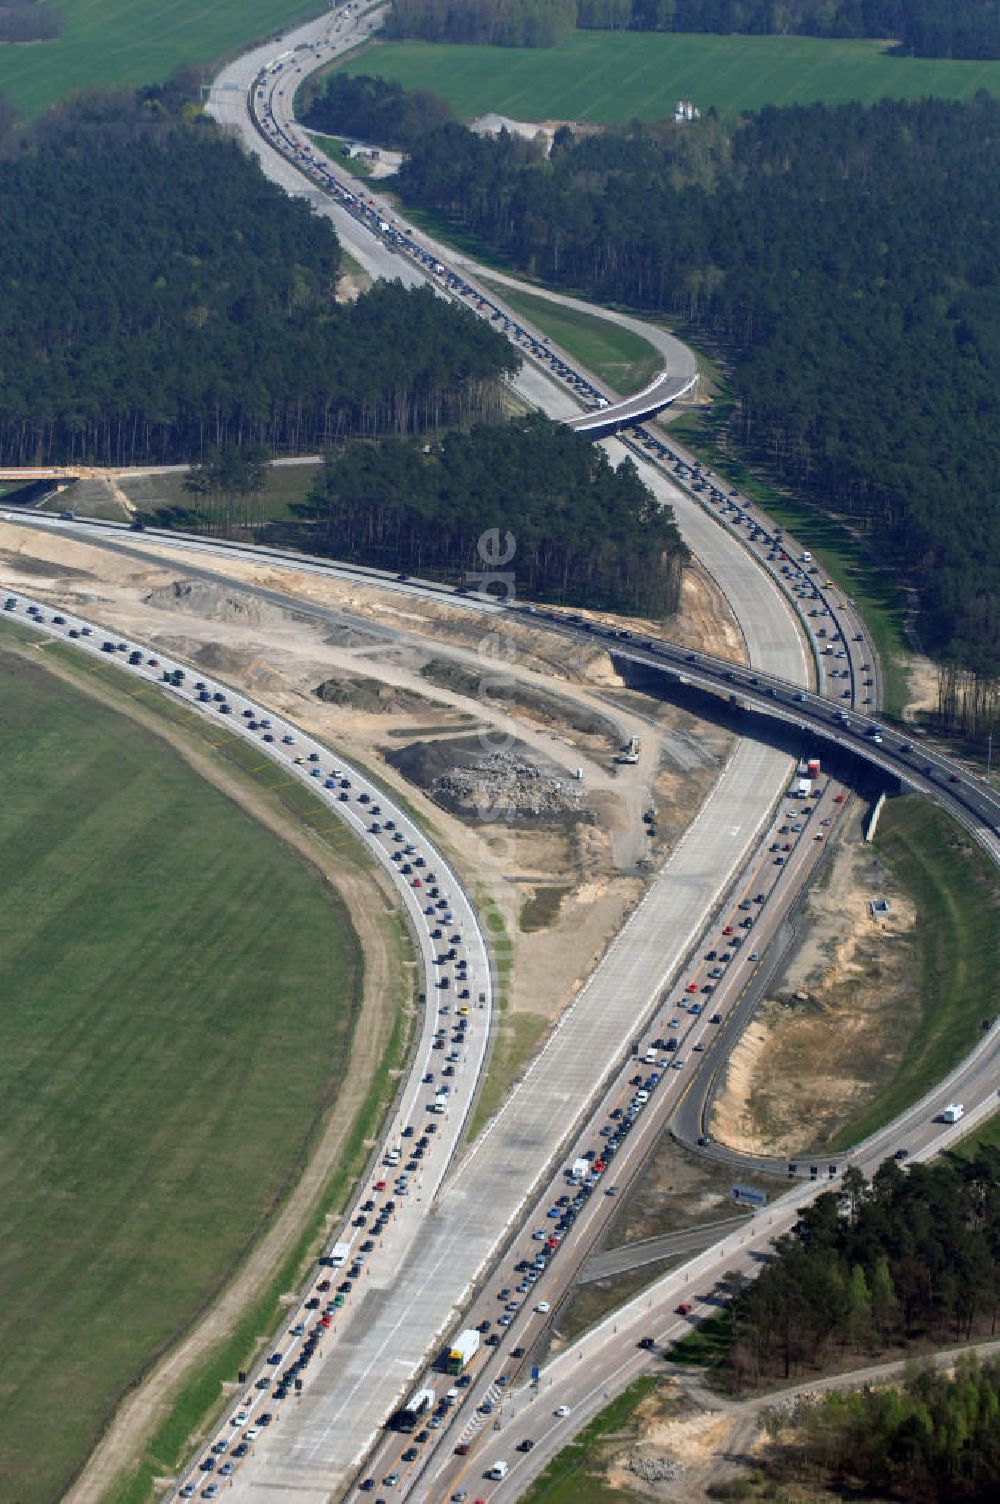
[
  {"x1": 902, "y1": 651, "x2": 939, "y2": 722},
  {"x1": 0, "y1": 525, "x2": 734, "y2": 1021},
  {"x1": 711, "y1": 811, "x2": 918, "y2": 1155}
]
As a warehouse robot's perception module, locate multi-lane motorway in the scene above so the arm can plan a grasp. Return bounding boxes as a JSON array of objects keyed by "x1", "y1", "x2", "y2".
[
  {"x1": 3, "y1": 5, "x2": 997, "y2": 1500},
  {"x1": 4, "y1": 504, "x2": 997, "y2": 1504}
]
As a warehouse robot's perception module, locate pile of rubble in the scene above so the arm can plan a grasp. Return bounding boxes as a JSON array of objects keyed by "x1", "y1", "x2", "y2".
[
  {"x1": 626, "y1": 1452, "x2": 685, "y2": 1483},
  {"x1": 432, "y1": 751, "x2": 584, "y2": 822}
]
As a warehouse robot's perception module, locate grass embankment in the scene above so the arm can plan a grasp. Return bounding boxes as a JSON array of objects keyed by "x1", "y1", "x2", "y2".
[
  {"x1": 113, "y1": 462, "x2": 322, "y2": 530},
  {"x1": 827, "y1": 797, "x2": 999, "y2": 1152},
  {"x1": 668, "y1": 397, "x2": 911, "y2": 717},
  {"x1": 341, "y1": 32, "x2": 1000, "y2": 122},
  {"x1": 666, "y1": 1309, "x2": 733, "y2": 1371},
  {"x1": 0, "y1": 0, "x2": 322, "y2": 117},
  {"x1": 467, "y1": 1012, "x2": 548, "y2": 1140},
  {"x1": 520, "y1": 1375, "x2": 661, "y2": 1504},
  {"x1": 951, "y1": 1115, "x2": 1000, "y2": 1161},
  {"x1": 307, "y1": 129, "x2": 379, "y2": 180},
  {"x1": 479, "y1": 280, "x2": 662, "y2": 397},
  {"x1": 466, "y1": 890, "x2": 547, "y2": 1140},
  {"x1": 0, "y1": 630, "x2": 410, "y2": 1504}
]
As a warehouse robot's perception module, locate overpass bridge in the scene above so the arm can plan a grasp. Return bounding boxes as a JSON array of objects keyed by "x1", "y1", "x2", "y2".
[
  {"x1": 0, "y1": 468, "x2": 78, "y2": 483},
  {"x1": 567, "y1": 369, "x2": 699, "y2": 436}
]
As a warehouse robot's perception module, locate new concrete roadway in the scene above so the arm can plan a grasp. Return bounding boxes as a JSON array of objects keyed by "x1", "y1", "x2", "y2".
[
  {"x1": 1, "y1": 508, "x2": 810, "y2": 1500},
  {"x1": 9, "y1": 8, "x2": 989, "y2": 1496}
]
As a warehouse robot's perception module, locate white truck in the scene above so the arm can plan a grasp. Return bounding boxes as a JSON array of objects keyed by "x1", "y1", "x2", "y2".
[
  {"x1": 446, "y1": 1327, "x2": 480, "y2": 1374},
  {"x1": 794, "y1": 777, "x2": 812, "y2": 798},
  {"x1": 940, "y1": 1103, "x2": 964, "y2": 1124},
  {"x1": 487, "y1": 1461, "x2": 509, "y2": 1480},
  {"x1": 395, "y1": 1385, "x2": 435, "y2": 1432},
  {"x1": 569, "y1": 1157, "x2": 590, "y2": 1181}
]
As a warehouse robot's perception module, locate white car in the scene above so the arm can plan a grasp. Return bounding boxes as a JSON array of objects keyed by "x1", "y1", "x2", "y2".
[
  {"x1": 554, "y1": 1404, "x2": 571, "y2": 1417},
  {"x1": 535, "y1": 1301, "x2": 550, "y2": 1314},
  {"x1": 245, "y1": 1425, "x2": 263, "y2": 1440},
  {"x1": 230, "y1": 1411, "x2": 249, "y2": 1427}
]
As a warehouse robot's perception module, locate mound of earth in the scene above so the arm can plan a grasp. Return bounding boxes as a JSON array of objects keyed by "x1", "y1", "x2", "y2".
[
  {"x1": 144, "y1": 578, "x2": 296, "y2": 628},
  {"x1": 387, "y1": 736, "x2": 589, "y2": 826},
  {"x1": 314, "y1": 674, "x2": 433, "y2": 714}
]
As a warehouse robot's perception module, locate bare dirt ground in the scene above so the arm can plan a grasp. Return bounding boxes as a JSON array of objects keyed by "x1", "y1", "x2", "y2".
[
  {"x1": 902, "y1": 652, "x2": 939, "y2": 722},
  {"x1": 0, "y1": 524, "x2": 742, "y2": 1491},
  {"x1": 0, "y1": 631, "x2": 407, "y2": 1504},
  {"x1": 0, "y1": 527, "x2": 738, "y2": 1034},
  {"x1": 711, "y1": 808, "x2": 918, "y2": 1156}
]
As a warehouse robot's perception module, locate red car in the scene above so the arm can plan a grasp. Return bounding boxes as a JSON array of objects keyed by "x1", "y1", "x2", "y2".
[
  {"x1": 686, "y1": 982, "x2": 698, "y2": 994},
  {"x1": 412, "y1": 878, "x2": 423, "y2": 887},
  {"x1": 722, "y1": 924, "x2": 734, "y2": 936}
]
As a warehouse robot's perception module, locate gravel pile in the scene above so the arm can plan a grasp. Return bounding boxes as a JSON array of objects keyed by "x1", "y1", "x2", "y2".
[
  {"x1": 626, "y1": 1452, "x2": 685, "y2": 1483},
  {"x1": 433, "y1": 751, "x2": 584, "y2": 821}
]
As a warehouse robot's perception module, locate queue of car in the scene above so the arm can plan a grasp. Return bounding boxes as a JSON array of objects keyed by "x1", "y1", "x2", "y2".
[
  {"x1": 354, "y1": 776, "x2": 844, "y2": 1498},
  {"x1": 2, "y1": 592, "x2": 487, "y2": 1502}
]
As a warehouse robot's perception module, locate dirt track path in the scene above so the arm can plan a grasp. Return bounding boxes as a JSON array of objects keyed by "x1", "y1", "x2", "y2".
[
  {"x1": 652, "y1": 1339, "x2": 1000, "y2": 1499},
  {"x1": 9, "y1": 638, "x2": 405, "y2": 1504}
]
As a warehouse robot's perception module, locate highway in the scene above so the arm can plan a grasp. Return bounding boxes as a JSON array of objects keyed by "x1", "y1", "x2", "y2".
[
  {"x1": 0, "y1": 588, "x2": 494, "y2": 1504},
  {"x1": 207, "y1": 5, "x2": 697, "y2": 435},
  {"x1": 454, "y1": 1089, "x2": 1000, "y2": 1504},
  {"x1": 8, "y1": 509, "x2": 995, "y2": 855},
  {"x1": 6, "y1": 508, "x2": 997, "y2": 1504},
  {"x1": 577, "y1": 1217, "x2": 750, "y2": 1282},
  {"x1": 4, "y1": 5, "x2": 994, "y2": 1499}
]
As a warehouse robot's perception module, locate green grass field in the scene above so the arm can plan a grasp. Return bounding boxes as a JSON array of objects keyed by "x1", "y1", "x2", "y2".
[
  {"x1": 0, "y1": 637, "x2": 366, "y2": 1503},
  {"x1": 0, "y1": 0, "x2": 321, "y2": 118},
  {"x1": 480, "y1": 280, "x2": 662, "y2": 396},
  {"x1": 114, "y1": 462, "x2": 322, "y2": 530},
  {"x1": 340, "y1": 32, "x2": 1000, "y2": 123},
  {"x1": 827, "y1": 796, "x2": 999, "y2": 1153}
]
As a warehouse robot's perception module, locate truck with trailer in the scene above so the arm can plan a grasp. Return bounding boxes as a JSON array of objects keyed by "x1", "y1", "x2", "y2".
[
  {"x1": 445, "y1": 1328, "x2": 480, "y2": 1375},
  {"x1": 392, "y1": 1386, "x2": 435, "y2": 1432}
]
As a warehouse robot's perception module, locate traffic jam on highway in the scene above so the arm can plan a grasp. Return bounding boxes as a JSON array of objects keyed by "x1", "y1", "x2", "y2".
[
  {"x1": 250, "y1": 30, "x2": 883, "y2": 731},
  {"x1": 0, "y1": 590, "x2": 491, "y2": 1503},
  {"x1": 253, "y1": 39, "x2": 617, "y2": 419},
  {"x1": 347, "y1": 759, "x2": 855, "y2": 1502},
  {"x1": 3, "y1": 22, "x2": 992, "y2": 1499}
]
